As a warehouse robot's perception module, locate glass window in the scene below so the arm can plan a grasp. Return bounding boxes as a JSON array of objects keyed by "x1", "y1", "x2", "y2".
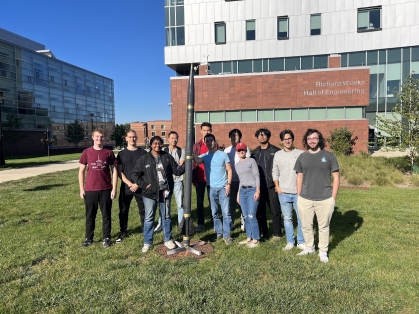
[
  {"x1": 215, "y1": 22, "x2": 226, "y2": 44},
  {"x1": 412, "y1": 46, "x2": 419, "y2": 61},
  {"x1": 285, "y1": 57, "x2": 300, "y2": 70},
  {"x1": 388, "y1": 48, "x2": 401, "y2": 63},
  {"x1": 269, "y1": 58, "x2": 284, "y2": 71},
  {"x1": 310, "y1": 14, "x2": 321, "y2": 35},
  {"x1": 348, "y1": 52, "x2": 366, "y2": 66},
  {"x1": 258, "y1": 110, "x2": 273, "y2": 121},
  {"x1": 357, "y1": 7, "x2": 381, "y2": 32},
  {"x1": 291, "y1": 109, "x2": 308, "y2": 121},
  {"x1": 403, "y1": 47, "x2": 410, "y2": 61},
  {"x1": 341, "y1": 53, "x2": 348, "y2": 67},
  {"x1": 176, "y1": 27, "x2": 185, "y2": 45},
  {"x1": 301, "y1": 56, "x2": 313, "y2": 70},
  {"x1": 210, "y1": 112, "x2": 224, "y2": 122},
  {"x1": 196, "y1": 112, "x2": 208, "y2": 123},
  {"x1": 314, "y1": 55, "x2": 328, "y2": 68},
  {"x1": 246, "y1": 20, "x2": 256, "y2": 41},
  {"x1": 387, "y1": 63, "x2": 401, "y2": 96},
  {"x1": 176, "y1": 6, "x2": 184, "y2": 26},
  {"x1": 309, "y1": 108, "x2": 326, "y2": 120},
  {"x1": 238, "y1": 60, "x2": 252, "y2": 73},
  {"x1": 209, "y1": 62, "x2": 222, "y2": 75},
  {"x1": 253, "y1": 59, "x2": 262, "y2": 72},
  {"x1": 223, "y1": 61, "x2": 232, "y2": 73},
  {"x1": 346, "y1": 107, "x2": 363, "y2": 119},
  {"x1": 277, "y1": 17, "x2": 289, "y2": 39},
  {"x1": 242, "y1": 111, "x2": 256, "y2": 122},
  {"x1": 226, "y1": 111, "x2": 241, "y2": 122},
  {"x1": 327, "y1": 108, "x2": 345, "y2": 119},
  {"x1": 367, "y1": 50, "x2": 378, "y2": 65}
]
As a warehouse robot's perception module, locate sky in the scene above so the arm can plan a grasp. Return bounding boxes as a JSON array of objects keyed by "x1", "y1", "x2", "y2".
[{"x1": 1, "y1": 0, "x2": 174, "y2": 124}]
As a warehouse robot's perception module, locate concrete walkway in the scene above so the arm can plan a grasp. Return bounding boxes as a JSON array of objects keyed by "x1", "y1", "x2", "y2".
[{"x1": 0, "y1": 160, "x2": 80, "y2": 184}]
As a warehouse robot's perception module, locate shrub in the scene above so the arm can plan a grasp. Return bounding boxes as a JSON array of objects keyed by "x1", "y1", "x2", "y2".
[
  {"x1": 410, "y1": 174, "x2": 419, "y2": 186},
  {"x1": 327, "y1": 127, "x2": 358, "y2": 155}
]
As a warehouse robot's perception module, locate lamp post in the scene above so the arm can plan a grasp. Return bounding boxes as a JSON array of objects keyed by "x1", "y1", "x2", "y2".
[{"x1": 0, "y1": 91, "x2": 5, "y2": 165}]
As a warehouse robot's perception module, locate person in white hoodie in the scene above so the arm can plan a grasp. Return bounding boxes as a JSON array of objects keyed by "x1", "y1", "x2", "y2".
[{"x1": 272, "y1": 129, "x2": 306, "y2": 251}]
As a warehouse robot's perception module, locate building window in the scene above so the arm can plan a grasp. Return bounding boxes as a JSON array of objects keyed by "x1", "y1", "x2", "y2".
[
  {"x1": 357, "y1": 7, "x2": 381, "y2": 32},
  {"x1": 50, "y1": 76, "x2": 55, "y2": 82},
  {"x1": 161, "y1": 125, "x2": 165, "y2": 129},
  {"x1": 162, "y1": 131, "x2": 166, "y2": 136},
  {"x1": 310, "y1": 14, "x2": 321, "y2": 35},
  {"x1": 215, "y1": 22, "x2": 226, "y2": 44},
  {"x1": 151, "y1": 125, "x2": 155, "y2": 129},
  {"x1": 151, "y1": 131, "x2": 156, "y2": 136},
  {"x1": 277, "y1": 17, "x2": 289, "y2": 39},
  {"x1": 165, "y1": 0, "x2": 185, "y2": 46},
  {"x1": 246, "y1": 20, "x2": 255, "y2": 40}
]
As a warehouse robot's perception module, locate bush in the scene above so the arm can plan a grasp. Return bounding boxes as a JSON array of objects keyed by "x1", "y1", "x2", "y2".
[{"x1": 327, "y1": 127, "x2": 358, "y2": 155}]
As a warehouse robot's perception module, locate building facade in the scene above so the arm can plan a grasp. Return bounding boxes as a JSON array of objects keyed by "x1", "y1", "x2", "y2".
[
  {"x1": 0, "y1": 28, "x2": 115, "y2": 155},
  {"x1": 130, "y1": 120, "x2": 172, "y2": 146},
  {"x1": 164, "y1": 0, "x2": 419, "y2": 151}
]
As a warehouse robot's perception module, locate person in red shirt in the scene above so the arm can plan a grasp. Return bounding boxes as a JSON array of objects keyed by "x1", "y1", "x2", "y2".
[{"x1": 78, "y1": 129, "x2": 118, "y2": 248}]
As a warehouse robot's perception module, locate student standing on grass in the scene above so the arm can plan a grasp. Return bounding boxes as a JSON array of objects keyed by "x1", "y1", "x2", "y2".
[
  {"x1": 272, "y1": 129, "x2": 306, "y2": 252},
  {"x1": 131, "y1": 136, "x2": 185, "y2": 253},
  {"x1": 224, "y1": 128, "x2": 251, "y2": 231},
  {"x1": 294, "y1": 128, "x2": 340, "y2": 263},
  {"x1": 116, "y1": 129, "x2": 147, "y2": 243},
  {"x1": 79, "y1": 128, "x2": 117, "y2": 248},
  {"x1": 235, "y1": 142, "x2": 261, "y2": 248},
  {"x1": 251, "y1": 128, "x2": 283, "y2": 240},
  {"x1": 194, "y1": 134, "x2": 233, "y2": 245}
]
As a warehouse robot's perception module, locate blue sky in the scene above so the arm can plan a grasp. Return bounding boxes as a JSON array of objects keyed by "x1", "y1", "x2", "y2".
[{"x1": 1, "y1": 0, "x2": 174, "y2": 124}]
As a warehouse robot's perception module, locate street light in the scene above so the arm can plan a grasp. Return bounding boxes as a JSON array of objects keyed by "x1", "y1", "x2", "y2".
[{"x1": 0, "y1": 91, "x2": 5, "y2": 165}]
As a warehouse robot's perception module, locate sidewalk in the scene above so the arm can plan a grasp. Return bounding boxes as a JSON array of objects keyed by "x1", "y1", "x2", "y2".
[{"x1": 0, "y1": 160, "x2": 80, "y2": 184}]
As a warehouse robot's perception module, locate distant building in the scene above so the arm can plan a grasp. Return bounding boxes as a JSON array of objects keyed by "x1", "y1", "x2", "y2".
[
  {"x1": 0, "y1": 28, "x2": 115, "y2": 156},
  {"x1": 130, "y1": 120, "x2": 172, "y2": 146},
  {"x1": 164, "y1": 0, "x2": 419, "y2": 152}
]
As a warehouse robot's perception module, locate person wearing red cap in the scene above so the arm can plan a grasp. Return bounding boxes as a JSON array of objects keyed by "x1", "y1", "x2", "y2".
[{"x1": 235, "y1": 142, "x2": 261, "y2": 248}]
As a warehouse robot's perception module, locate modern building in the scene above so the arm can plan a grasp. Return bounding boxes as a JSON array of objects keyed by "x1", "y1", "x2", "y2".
[
  {"x1": 0, "y1": 28, "x2": 115, "y2": 156},
  {"x1": 164, "y1": 0, "x2": 419, "y2": 152}
]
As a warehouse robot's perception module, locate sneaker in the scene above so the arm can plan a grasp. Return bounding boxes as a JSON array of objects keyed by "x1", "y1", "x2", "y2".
[
  {"x1": 115, "y1": 233, "x2": 125, "y2": 243},
  {"x1": 82, "y1": 238, "x2": 93, "y2": 247},
  {"x1": 154, "y1": 224, "x2": 162, "y2": 232},
  {"x1": 297, "y1": 243, "x2": 307, "y2": 250},
  {"x1": 164, "y1": 240, "x2": 176, "y2": 250},
  {"x1": 297, "y1": 248, "x2": 315, "y2": 256},
  {"x1": 247, "y1": 241, "x2": 259, "y2": 248},
  {"x1": 103, "y1": 238, "x2": 112, "y2": 248},
  {"x1": 196, "y1": 224, "x2": 204, "y2": 232},
  {"x1": 239, "y1": 239, "x2": 251, "y2": 245},
  {"x1": 224, "y1": 236, "x2": 233, "y2": 245},
  {"x1": 142, "y1": 244, "x2": 151, "y2": 253},
  {"x1": 212, "y1": 233, "x2": 223, "y2": 241},
  {"x1": 240, "y1": 224, "x2": 245, "y2": 232},
  {"x1": 319, "y1": 251, "x2": 329, "y2": 263},
  {"x1": 283, "y1": 243, "x2": 295, "y2": 251}
]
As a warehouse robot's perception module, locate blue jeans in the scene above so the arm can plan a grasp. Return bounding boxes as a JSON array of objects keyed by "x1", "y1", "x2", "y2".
[
  {"x1": 143, "y1": 191, "x2": 172, "y2": 245},
  {"x1": 239, "y1": 187, "x2": 260, "y2": 240},
  {"x1": 278, "y1": 193, "x2": 304, "y2": 245},
  {"x1": 173, "y1": 181, "x2": 184, "y2": 224},
  {"x1": 209, "y1": 187, "x2": 231, "y2": 238}
]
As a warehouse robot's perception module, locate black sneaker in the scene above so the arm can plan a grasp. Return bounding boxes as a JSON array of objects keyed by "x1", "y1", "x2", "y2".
[
  {"x1": 82, "y1": 238, "x2": 93, "y2": 247},
  {"x1": 212, "y1": 233, "x2": 223, "y2": 242},
  {"x1": 103, "y1": 238, "x2": 112, "y2": 248},
  {"x1": 116, "y1": 233, "x2": 125, "y2": 243}
]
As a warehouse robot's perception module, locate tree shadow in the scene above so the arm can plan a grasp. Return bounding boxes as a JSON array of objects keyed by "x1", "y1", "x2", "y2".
[
  {"x1": 329, "y1": 207, "x2": 363, "y2": 252},
  {"x1": 23, "y1": 184, "x2": 67, "y2": 191}
]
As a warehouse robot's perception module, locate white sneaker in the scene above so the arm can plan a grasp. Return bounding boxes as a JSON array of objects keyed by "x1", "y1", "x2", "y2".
[
  {"x1": 142, "y1": 244, "x2": 151, "y2": 253},
  {"x1": 319, "y1": 251, "x2": 329, "y2": 263},
  {"x1": 297, "y1": 243, "x2": 307, "y2": 250},
  {"x1": 164, "y1": 240, "x2": 176, "y2": 250},
  {"x1": 297, "y1": 248, "x2": 315, "y2": 256},
  {"x1": 154, "y1": 224, "x2": 162, "y2": 232},
  {"x1": 282, "y1": 243, "x2": 295, "y2": 251},
  {"x1": 239, "y1": 239, "x2": 251, "y2": 245}
]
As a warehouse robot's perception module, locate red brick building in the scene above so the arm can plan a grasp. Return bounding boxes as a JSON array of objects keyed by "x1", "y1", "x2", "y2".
[{"x1": 130, "y1": 120, "x2": 172, "y2": 146}]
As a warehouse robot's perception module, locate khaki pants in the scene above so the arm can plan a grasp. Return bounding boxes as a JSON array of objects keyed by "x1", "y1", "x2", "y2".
[{"x1": 297, "y1": 196, "x2": 335, "y2": 252}]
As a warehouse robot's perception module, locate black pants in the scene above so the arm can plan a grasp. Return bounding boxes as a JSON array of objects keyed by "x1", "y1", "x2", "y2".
[
  {"x1": 84, "y1": 190, "x2": 112, "y2": 240},
  {"x1": 229, "y1": 181, "x2": 240, "y2": 228},
  {"x1": 196, "y1": 182, "x2": 210, "y2": 225},
  {"x1": 257, "y1": 185, "x2": 283, "y2": 238},
  {"x1": 118, "y1": 186, "x2": 145, "y2": 234}
]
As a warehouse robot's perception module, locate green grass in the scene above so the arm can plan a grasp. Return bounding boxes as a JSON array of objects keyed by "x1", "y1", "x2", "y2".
[
  {"x1": 0, "y1": 153, "x2": 81, "y2": 171},
  {"x1": 0, "y1": 169, "x2": 418, "y2": 313}
]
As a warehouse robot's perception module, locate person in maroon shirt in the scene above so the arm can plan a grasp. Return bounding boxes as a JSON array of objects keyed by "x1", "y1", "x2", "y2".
[{"x1": 79, "y1": 129, "x2": 117, "y2": 248}]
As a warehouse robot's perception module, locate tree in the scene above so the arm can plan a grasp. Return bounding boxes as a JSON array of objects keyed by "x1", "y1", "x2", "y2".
[
  {"x1": 111, "y1": 123, "x2": 130, "y2": 148},
  {"x1": 376, "y1": 73, "x2": 419, "y2": 171},
  {"x1": 66, "y1": 120, "x2": 85, "y2": 147},
  {"x1": 326, "y1": 127, "x2": 358, "y2": 156},
  {"x1": 2, "y1": 113, "x2": 27, "y2": 156}
]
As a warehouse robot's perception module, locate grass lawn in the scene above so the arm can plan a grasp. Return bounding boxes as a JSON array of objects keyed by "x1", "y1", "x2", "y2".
[
  {"x1": 0, "y1": 169, "x2": 418, "y2": 313},
  {"x1": 0, "y1": 153, "x2": 81, "y2": 171}
]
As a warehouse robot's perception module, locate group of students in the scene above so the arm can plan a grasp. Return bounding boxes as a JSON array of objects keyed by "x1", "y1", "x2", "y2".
[{"x1": 78, "y1": 122, "x2": 339, "y2": 262}]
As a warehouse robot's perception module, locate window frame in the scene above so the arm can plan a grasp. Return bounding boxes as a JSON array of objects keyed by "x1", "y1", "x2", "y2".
[
  {"x1": 310, "y1": 14, "x2": 321, "y2": 36},
  {"x1": 357, "y1": 6, "x2": 382, "y2": 33},
  {"x1": 246, "y1": 20, "x2": 256, "y2": 41},
  {"x1": 215, "y1": 22, "x2": 226, "y2": 45},
  {"x1": 277, "y1": 16, "x2": 289, "y2": 40}
]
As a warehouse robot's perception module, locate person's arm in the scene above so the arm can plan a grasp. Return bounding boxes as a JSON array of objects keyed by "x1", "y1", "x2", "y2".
[
  {"x1": 111, "y1": 165, "x2": 117, "y2": 199},
  {"x1": 296, "y1": 172, "x2": 303, "y2": 196},
  {"x1": 131, "y1": 159, "x2": 148, "y2": 190},
  {"x1": 272, "y1": 153, "x2": 282, "y2": 194},
  {"x1": 78, "y1": 164, "x2": 86, "y2": 199},
  {"x1": 331, "y1": 171, "x2": 340, "y2": 200},
  {"x1": 252, "y1": 159, "x2": 261, "y2": 201},
  {"x1": 225, "y1": 162, "x2": 232, "y2": 196},
  {"x1": 118, "y1": 164, "x2": 138, "y2": 192},
  {"x1": 193, "y1": 154, "x2": 203, "y2": 164},
  {"x1": 178, "y1": 148, "x2": 185, "y2": 166}
]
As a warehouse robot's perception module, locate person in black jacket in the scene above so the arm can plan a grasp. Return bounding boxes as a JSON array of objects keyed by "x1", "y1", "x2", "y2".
[
  {"x1": 251, "y1": 128, "x2": 283, "y2": 240},
  {"x1": 131, "y1": 136, "x2": 185, "y2": 253}
]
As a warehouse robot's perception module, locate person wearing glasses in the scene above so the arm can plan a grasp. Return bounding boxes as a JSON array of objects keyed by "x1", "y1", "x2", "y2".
[
  {"x1": 251, "y1": 128, "x2": 283, "y2": 240},
  {"x1": 294, "y1": 129, "x2": 340, "y2": 263},
  {"x1": 272, "y1": 129, "x2": 306, "y2": 251},
  {"x1": 115, "y1": 129, "x2": 147, "y2": 243}
]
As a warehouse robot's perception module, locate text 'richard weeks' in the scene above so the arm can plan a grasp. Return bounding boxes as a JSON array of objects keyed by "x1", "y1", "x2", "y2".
[{"x1": 315, "y1": 80, "x2": 365, "y2": 87}]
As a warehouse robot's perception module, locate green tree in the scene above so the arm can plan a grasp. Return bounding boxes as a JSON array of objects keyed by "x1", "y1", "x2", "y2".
[
  {"x1": 376, "y1": 73, "x2": 419, "y2": 171},
  {"x1": 66, "y1": 120, "x2": 85, "y2": 147},
  {"x1": 111, "y1": 123, "x2": 130, "y2": 147},
  {"x1": 2, "y1": 113, "x2": 27, "y2": 156},
  {"x1": 327, "y1": 127, "x2": 358, "y2": 155}
]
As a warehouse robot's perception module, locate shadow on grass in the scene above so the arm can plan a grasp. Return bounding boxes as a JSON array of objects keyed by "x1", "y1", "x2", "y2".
[
  {"x1": 0, "y1": 161, "x2": 63, "y2": 170},
  {"x1": 329, "y1": 207, "x2": 363, "y2": 252},
  {"x1": 23, "y1": 184, "x2": 68, "y2": 191}
]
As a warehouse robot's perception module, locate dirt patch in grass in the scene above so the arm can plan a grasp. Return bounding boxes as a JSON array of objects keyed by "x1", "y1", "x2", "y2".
[{"x1": 156, "y1": 240, "x2": 215, "y2": 259}]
